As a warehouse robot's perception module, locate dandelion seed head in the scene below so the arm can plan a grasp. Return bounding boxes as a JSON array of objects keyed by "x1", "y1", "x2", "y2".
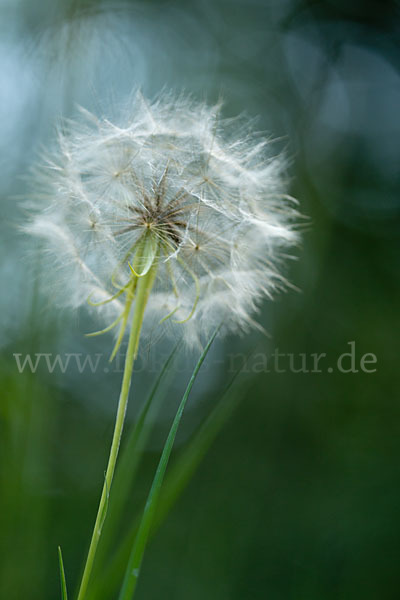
[{"x1": 26, "y1": 92, "x2": 299, "y2": 348}]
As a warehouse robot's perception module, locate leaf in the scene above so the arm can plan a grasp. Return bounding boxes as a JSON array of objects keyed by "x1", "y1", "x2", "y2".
[
  {"x1": 154, "y1": 347, "x2": 257, "y2": 528},
  {"x1": 58, "y1": 546, "x2": 68, "y2": 600},
  {"x1": 91, "y1": 348, "x2": 253, "y2": 600},
  {"x1": 151, "y1": 371, "x2": 242, "y2": 531},
  {"x1": 118, "y1": 328, "x2": 219, "y2": 600}
]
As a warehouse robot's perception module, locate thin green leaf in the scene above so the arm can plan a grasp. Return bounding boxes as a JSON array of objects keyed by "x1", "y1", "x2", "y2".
[
  {"x1": 118, "y1": 328, "x2": 219, "y2": 600},
  {"x1": 154, "y1": 348, "x2": 258, "y2": 526},
  {"x1": 91, "y1": 350, "x2": 253, "y2": 600},
  {"x1": 58, "y1": 546, "x2": 68, "y2": 600},
  {"x1": 152, "y1": 372, "x2": 242, "y2": 531}
]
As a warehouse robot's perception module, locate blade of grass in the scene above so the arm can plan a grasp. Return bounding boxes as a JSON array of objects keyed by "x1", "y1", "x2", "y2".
[
  {"x1": 155, "y1": 347, "x2": 259, "y2": 517},
  {"x1": 92, "y1": 353, "x2": 253, "y2": 600},
  {"x1": 151, "y1": 372, "x2": 242, "y2": 531},
  {"x1": 118, "y1": 328, "x2": 219, "y2": 600},
  {"x1": 58, "y1": 546, "x2": 68, "y2": 600}
]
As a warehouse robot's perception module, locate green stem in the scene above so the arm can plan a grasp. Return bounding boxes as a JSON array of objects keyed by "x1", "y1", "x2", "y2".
[{"x1": 76, "y1": 267, "x2": 156, "y2": 600}]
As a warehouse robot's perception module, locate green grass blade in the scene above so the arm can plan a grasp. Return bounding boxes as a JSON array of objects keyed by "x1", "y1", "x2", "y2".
[
  {"x1": 152, "y1": 372, "x2": 242, "y2": 531},
  {"x1": 118, "y1": 328, "x2": 219, "y2": 600},
  {"x1": 58, "y1": 546, "x2": 68, "y2": 600},
  {"x1": 91, "y1": 354, "x2": 252, "y2": 600}
]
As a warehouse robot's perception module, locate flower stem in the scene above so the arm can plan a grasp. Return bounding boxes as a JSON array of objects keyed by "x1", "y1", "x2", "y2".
[{"x1": 76, "y1": 267, "x2": 156, "y2": 600}]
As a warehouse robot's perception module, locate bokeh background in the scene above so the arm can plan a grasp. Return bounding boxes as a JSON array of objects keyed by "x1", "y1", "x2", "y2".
[{"x1": 1, "y1": 0, "x2": 400, "y2": 598}]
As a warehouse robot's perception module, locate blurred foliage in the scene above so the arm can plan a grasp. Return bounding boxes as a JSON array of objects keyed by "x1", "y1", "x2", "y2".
[{"x1": 1, "y1": 0, "x2": 400, "y2": 598}]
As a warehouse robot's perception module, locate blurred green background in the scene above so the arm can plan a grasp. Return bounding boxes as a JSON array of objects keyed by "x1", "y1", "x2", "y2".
[{"x1": 1, "y1": 0, "x2": 400, "y2": 598}]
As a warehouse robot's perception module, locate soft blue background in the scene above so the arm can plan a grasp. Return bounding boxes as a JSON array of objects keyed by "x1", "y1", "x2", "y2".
[{"x1": 1, "y1": 1, "x2": 399, "y2": 598}]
